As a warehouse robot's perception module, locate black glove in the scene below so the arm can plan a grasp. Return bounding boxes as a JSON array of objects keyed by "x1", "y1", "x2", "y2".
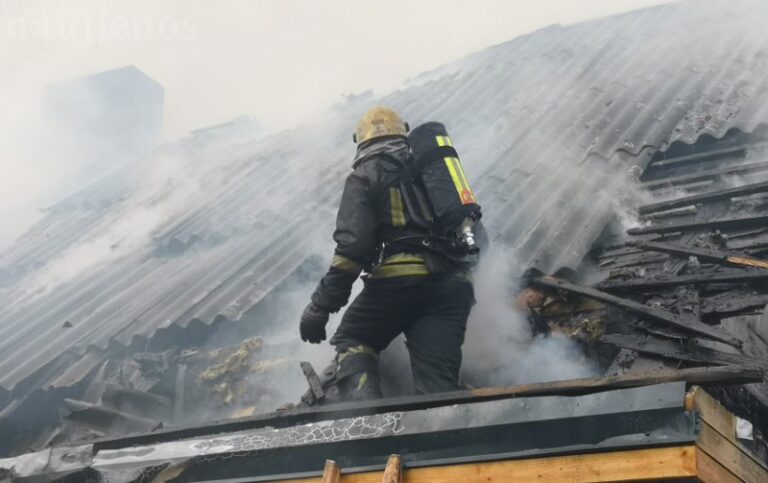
[{"x1": 300, "y1": 302, "x2": 330, "y2": 343}]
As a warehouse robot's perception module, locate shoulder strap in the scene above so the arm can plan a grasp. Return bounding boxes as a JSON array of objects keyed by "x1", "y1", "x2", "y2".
[
  {"x1": 400, "y1": 178, "x2": 434, "y2": 229},
  {"x1": 377, "y1": 153, "x2": 434, "y2": 229}
]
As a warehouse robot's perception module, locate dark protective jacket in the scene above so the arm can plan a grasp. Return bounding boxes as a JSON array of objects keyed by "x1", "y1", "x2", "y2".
[{"x1": 311, "y1": 137, "x2": 474, "y2": 312}]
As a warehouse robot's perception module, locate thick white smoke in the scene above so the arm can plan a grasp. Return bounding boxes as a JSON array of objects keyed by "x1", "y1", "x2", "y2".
[
  {"x1": 0, "y1": 83, "x2": 78, "y2": 250},
  {"x1": 0, "y1": 0, "x2": 672, "y2": 250},
  {"x1": 460, "y1": 246, "x2": 599, "y2": 387}
]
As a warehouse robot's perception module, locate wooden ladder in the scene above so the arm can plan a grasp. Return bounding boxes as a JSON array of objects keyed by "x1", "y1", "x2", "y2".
[{"x1": 322, "y1": 454, "x2": 403, "y2": 483}]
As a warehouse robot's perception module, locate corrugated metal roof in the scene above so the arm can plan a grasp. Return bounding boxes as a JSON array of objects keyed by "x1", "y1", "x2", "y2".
[{"x1": 2, "y1": 0, "x2": 768, "y2": 399}]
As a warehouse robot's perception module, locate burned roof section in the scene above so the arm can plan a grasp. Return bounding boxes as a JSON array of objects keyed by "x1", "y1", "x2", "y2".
[{"x1": 519, "y1": 130, "x2": 768, "y2": 451}]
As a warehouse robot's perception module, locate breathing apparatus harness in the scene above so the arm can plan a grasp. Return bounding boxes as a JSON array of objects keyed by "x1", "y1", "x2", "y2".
[{"x1": 373, "y1": 122, "x2": 482, "y2": 271}]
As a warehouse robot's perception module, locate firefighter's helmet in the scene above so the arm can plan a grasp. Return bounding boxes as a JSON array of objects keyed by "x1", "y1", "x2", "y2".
[{"x1": 353, "y1": 106, "x2": 409, "y2": 145}]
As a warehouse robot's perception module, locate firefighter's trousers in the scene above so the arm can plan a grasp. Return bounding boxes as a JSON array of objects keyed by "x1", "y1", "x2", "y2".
[{"x1": 329, "y1": 275, "x2": 474, "y2": 398}]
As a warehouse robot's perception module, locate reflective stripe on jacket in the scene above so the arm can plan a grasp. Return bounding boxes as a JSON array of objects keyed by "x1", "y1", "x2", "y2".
[{"x1": 311, "y1": 138, "x2": 436, "y2": 311}]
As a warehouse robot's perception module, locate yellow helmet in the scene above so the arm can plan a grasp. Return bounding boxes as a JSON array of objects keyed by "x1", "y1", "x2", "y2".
[{"x1": 353, "y1": 106, "x2": 409, "y2": 145}]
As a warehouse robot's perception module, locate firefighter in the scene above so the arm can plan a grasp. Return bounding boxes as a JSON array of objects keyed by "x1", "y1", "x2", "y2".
[{"x1": 299, "y1": 106, "x2": 481, "y2": 399}]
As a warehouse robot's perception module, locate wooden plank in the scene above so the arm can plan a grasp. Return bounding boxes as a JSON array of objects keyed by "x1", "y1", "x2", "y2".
[
  {"x1": 644, "y1": 160, "x2": 768, "y2": 190},
  {"x1": 695, "y1": 448, "x2": 740, "y2": 483},
  {"x1": 282, "y1": 446, "x2": 698, "y2": 482},
  {"x1": 729, "y1": 232, "x2": 768, "y2": 251},
  {"x1": 697, "y1": 422, "x2": 768, "y2": 483},
  {"x1": 600, "y1": 334, "x2": 761, "y2": 367},
  {"x1": 727, "y1": 255, "x2": 768, "y2": 270},
  {"x1": 300, "y1": 361, "x2": 326, "y2": 406},
  {"x1": 531, "y1": 276, "x2": 741, "y2": 346},
  {"x1": 634, "y1": 320, "x2": 689, "y2": 341},
  {"x1": 646, "y1": 142, "x2": 753, "y2": 169},
  {"x1": 641, "y1": 206, "x2": 698, "y2": 222},
  {"x1": 685, "y1": 386, "x2": 737, "y2": 440},
  {"x1": 627, "y1": 215, "x2": 768, "y2": 236},
  {"x1": 322, "y1": 460, "x2": 341, "y2": 483},
  {"x1": 724, "y1": 316, "x2": 768, "y2": 358},
  {"x1": 627, "y1": 240, "x2": 768, "y2": 270},
  {"x1": 487, "y1": 365, "x2": 766, "y2": 398},
  {"x1": 686, "y1": 388, "x2": 768, "y2": 482},
  {"x1": 598, "y1": 269, "x2": 768, "y2": 292},
  {"x1": 638, "y1": 180, "x2": 768, "y2": 215},
  {"x1": 381, "y1": 455, "x2": 403, "y2": 483},
  {"x1": 702, "y1": 295, "x2": 768, "y2": 318},
  {"x1": 601, "y1": 254, "x2": 668, "y2": 269}
]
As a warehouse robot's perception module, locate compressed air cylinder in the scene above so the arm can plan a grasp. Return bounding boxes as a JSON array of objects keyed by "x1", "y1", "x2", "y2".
[{"x1": 407, "y1": 122, "x2": 482, "y2": 236}]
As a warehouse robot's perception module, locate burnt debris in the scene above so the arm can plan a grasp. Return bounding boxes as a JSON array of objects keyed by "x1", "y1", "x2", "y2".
[{"x1": 519, "y1": 131, "x2": 768, "y2": 454}]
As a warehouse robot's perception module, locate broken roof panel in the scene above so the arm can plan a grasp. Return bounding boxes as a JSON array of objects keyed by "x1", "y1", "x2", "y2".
[{"x1": 2, "y1": 0, "x2": 768, "y2": 401}]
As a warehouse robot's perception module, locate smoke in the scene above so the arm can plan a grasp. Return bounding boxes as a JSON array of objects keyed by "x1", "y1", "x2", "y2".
[
  {"x1": 180, "y1": 249, "x2": 359, "y2": 416},
  {"x1": 461, "y1": 244, "x2": 599, "y2": 388},
  {"x1": 0, "y1": 0, "x2": 672, "y2": 250},
  {"x1": 15, "y1": 154, "x2": 196, "y2": 298},
  {"x1": 0, "y1": 82, "x2": 78, "y2": 250},
  {"x1": 0, "y1": 67, "x2": 164, "y2": 254},
  {"x1": 6, "y1": 128, "x2": 264, "y2": 302},
  {"x1": 190, "y1": 244, "x2": 600, "y2": 415}
]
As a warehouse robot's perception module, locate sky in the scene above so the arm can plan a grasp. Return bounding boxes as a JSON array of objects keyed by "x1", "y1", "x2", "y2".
[{"x1": 0, "y1": 0, "x2": 673, "y2": 249}]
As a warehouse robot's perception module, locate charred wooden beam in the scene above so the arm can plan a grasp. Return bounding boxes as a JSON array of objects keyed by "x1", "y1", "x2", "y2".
[
  {"x1": 641, "y1": 206, "x2": 698, "y2": 223},
  {"x1": 529, "y1": 277, "x2": 741, "y2": 346},
  {"x1": 602, "y1": 255, "x2": 668, "y2": 270},
  {"x1": 598, "y1": 270, "x2": 768, "y2": 292},
  {"x1": 64, "y1": 398, "x2": 162, "y2": 434},
  {"x1": 646, "y1": 142, "x2": 753, "y2": 169},
  {"x1": 727, "y1": 232, "x2": 768, "y2": 257},
  {"x1": 643, "y1": 160, "x2": 768, "y2": 190},
  {"x1": 600, "y1": 334, "x2": 761, "y2": 367},
  {"x1": 635, "y1": 320, "x2": 688, "y2": 341},
  {"x1": 100, "y1": 383, "x2": 172, "y2": 422},
  {"x1": 627, "y1": 240, "x2": 768, "y2": 270},
  {"x1": 300, "y1": 361, "x2": 325, "y2": 406},
  {"x1": 626, "y1": 240, "x2": 734, "y2": 263},
  {"x1": 702, "y1": 295, "x2": 768, "y2": 317},
  {"x1": 638, "y1": 180, "x2": 768, "y2": 215},
  {"x1": 627, "y1": 215, "x2": 768, "y2": 236},
  {"x1": 728, "y1": 227, "x2": 768, "y2": 240}
]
